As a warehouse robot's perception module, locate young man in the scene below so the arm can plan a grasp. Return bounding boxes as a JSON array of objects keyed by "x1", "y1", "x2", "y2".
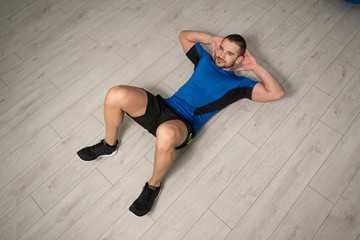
[{"x1": 77, "y1": 30, "x2": 285, "y2": 216}]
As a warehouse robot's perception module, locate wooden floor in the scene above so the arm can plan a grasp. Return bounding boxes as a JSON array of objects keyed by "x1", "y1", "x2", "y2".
[{"x1": 1, "y1": 0, "x2": 360, "y2": 239}]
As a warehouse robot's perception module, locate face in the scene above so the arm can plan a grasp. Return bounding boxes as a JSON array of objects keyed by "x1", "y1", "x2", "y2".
[{"x1": 214, "y1": 39, "x2": 243, "y2": 71}]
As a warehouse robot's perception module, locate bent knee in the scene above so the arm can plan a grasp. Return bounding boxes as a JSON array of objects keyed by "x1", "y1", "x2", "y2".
[
  {"x1": 105, "y1": 85, "x2": 130, "y2": 106},
  {"x1": 156, "y1": 125, "x2": 179, "y2": 152}
]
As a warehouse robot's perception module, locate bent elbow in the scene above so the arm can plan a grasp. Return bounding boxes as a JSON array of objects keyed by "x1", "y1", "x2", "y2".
[
  {"x1": 277, "y1": 88, "x2": 285, "y2": 100},
  {"x1": 270, "y1": 88, "x2": 285, "y2": 101}
]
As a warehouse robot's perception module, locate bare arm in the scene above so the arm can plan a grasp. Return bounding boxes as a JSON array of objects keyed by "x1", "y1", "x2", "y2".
[
  {"x1": 237, "y1": 50, "x2": 285, "y2": 102},
  {"x1": 179, "y1": 30, "x2": 223, "y2": 57}
]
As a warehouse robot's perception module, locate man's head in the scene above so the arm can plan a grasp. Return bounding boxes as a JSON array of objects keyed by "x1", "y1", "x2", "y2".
[{"x1": 214, "y1": 34, "x2": 246, "y2": 71}]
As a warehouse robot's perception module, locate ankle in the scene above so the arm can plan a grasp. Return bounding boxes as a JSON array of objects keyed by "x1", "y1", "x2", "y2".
[
  {"x1": 148, "y1": 179, "x2": 161, "y2": 188},
  {"x1": 104, "y1": 139, "x2": 117, "y2": 147}
]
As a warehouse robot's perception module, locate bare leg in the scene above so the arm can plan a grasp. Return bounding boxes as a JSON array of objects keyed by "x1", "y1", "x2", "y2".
[
  {"x1": 104, "y1": 85, "x2": 148, "y2": 145},
  {"x1": 105, "y1": 87, "x2": 188, "y2": 187},
  {"x1": 148, "y1": 120, "x2": 188, "y2": 187}
]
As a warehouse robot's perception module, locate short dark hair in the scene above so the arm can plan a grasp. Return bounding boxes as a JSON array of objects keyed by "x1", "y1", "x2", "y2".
[{"x1": 223, "y1": 34, "x2": 246, "y2": 57}]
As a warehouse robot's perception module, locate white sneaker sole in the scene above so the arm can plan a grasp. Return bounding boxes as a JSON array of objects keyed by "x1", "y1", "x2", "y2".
[{"x1": 94, "y1": 149, "x2": 118, "y2": 161}]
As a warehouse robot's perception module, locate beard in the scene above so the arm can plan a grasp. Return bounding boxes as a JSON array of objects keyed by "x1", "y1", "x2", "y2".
[{"x1": 214, "y1": 56, "x2": 236, "y2": 70}]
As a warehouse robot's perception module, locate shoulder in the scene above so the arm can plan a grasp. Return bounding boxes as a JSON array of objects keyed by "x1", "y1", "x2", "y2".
[
  {"x1": 233, "y1": 76, "x2": 259, "y2": 100},
  {"x1": 186, "y1": 43, "x2": 210, "y2": 68},
  {"x1": 238, "y1": 76, "x2": 258, "y2": 88}
]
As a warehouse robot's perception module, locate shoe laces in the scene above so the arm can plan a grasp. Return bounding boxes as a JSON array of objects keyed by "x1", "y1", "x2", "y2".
[
  {"x1": 92, "y1": 140, "x2": 105, "y2": 150},
  {"x1": 140, "y1": 186, "x2": 157, "y2": 204}
]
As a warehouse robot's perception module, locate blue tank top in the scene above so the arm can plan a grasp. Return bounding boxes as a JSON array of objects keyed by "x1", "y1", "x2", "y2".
[{"x1": 165, "y1": 43, "x2": 258, "y2": 136}]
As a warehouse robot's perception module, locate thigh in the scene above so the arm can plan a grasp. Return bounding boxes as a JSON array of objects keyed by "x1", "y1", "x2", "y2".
[
  {"x1": 157, "y1": 120, "x2": 189, "y2": 148},
  {"x1": 112, "y1": 85, "x2": 148, "y2": 117},
  {"x1": 127, "y1": 91, "x2": 160, "y2": 136}
]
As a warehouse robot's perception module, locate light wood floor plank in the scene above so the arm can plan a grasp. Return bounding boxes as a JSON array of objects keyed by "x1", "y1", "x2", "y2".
[
  {"x1": 225, "y1": 122, "x2": 341, "y2": 239},
  {"x1": 0, "y1": 197, "x2": 44, "y2": 240},
  {"x1": 183, "y1": 210, "x2": 231, "y2": 240},
  {"x1": 0, "y1": 36, "x2": 96, "y2": 108},
  {"x1": 58, "y1": 158, "x2": 153, "y2": 240},
  {"x1": 0, "y1": 77, "x2": 9, "y2": 95},
  {"x1": 0, "y1": 53, "x2": 22, "y2": 76},
  {"x1": 310, "y1": 112, "x2": 360, "y2": 203},
  {"x1": 244, "y1": 0, "x2": 302, "y2": 51},
  {"x1": 13, "y1": 1, "x2": 118, "y2": 61},
  {"x1": 89, "y1": 3, "x2": 165, "y2": 48},
  {"x1": 115, "y1": 26, "x2": 164, "y2": 61},
  {"x1": 18, "y1": 169, "x2": 111, "y2": 240},
  {"x1": 0, "y1": 0, "x2": 57, "y2": 29},
  {"x1": 199, "y1": 0, "x2": 254, "y2": 35},
  {"x1": 141, "y1": 134, "x2": 257, "y2": 239},
  {"x1": 315, "y1": 31, "x2": 360, "y2": 98},
  {"x1": 116, "y1": 0, "x2": 205, "y2": 61},
  {"x1": 50, "y1": 44, "x2": 119, "y2": 91},
  {"x1": 0, "y1": 3, "x2": 67, "y2": 59},
  {"x1": 132, "y1": 44, "x2": 185, "y2": 90},
  {"x1": 254, "y1": 0, "x2": 282, "y2": 10},
  {"x1": 48, "y1": 52, "x2": 126, "y2": 136},
  {"x1": 30, "y1": 134, "x2": 105, "y2": 213},
  {"x1": 163, "y1": 0, "x2": 224, "y2": 42},
  {"x1": 0, "y1": 81, "x2": 59, "y2": 138},
  {"x1": 211, "y1": 87, "x2": 334, "y2": 228},
  {"x1": 109, "y1": 0, "x2": 156, "y2": 13},
  {"x1": 321, "y1": 69, "x2": 360, "y2": 134},
  {"x1": 57, "y1": 0, "x2": 111, "y2": 14},
  {"x1": 97, "y1": 129, "x2": 155, "y2": 184},
  {"x1": 269, "y1": 187, "x2": 333, "y2": 240},
  {"x1": 154, "y1": 0, "x2": 183, "y2": 11},
  {"x1": 0, "y1": 116, "x2": 104, "y2": 219},
  {"x1": 267, "y1": 2, "x2": 347, "y2": 83},
  {"x1": 0, "y1": 125, "x2": 60, "y2": 189},
  {"x1": 163, "y1": 58, "x2": 194, "y2": 92},
  {"x1": 253, "y1": 0, "x2": 326, "y2": 64},
  {"x1": 0, "y1": 0, "x2": 40, "y2": 23},
  {"x1": 0, "y1": 52, "x2": 125, "y2": 160},
  {"x1": 99, "y1": 210, "x2": 154, "y2": 240},
  {"x1": 327, "y1": 5, "x2": 360, "y2": 45},
  {"x1": 313, "y1": 168, "x2": 360, "y2": 240},
  {"x1": 240, "y1": 37, "x2": 343, "y2": 147},
  {"x1": 6, "y1": 35, "x2": 96, "y2": 88},
  {"x1": 215, "y1": 3, "x2": 267, "y2": 37}
]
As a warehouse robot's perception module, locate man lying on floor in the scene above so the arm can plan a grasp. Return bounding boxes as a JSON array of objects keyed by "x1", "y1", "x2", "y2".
[{"x1": 77, "y1": 30, "x2": 285, "y2": 216}]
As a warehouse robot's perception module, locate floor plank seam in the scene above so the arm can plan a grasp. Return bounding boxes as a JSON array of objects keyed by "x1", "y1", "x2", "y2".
[
  {"x1": 12, "y1": 50, "x2": 24, "y2": 63},
  {"x1": 30, "y1": 194, "x2": 45, "y2": 215},
  {"x1": 208, "y1": 133, "x2": 259, "y2": 214},
  {"x1": 308, "y1": 171, "x2": 354, "y2": 240},
  {"x1": 209, "y1": 208, "x2": 233, "y2": 230},
  {"x1": 318, "y1": 119, "x2": 344, "y2": 137},
  {"x1": 56, "y1": 169, "x2": 114, "y2": 240},
  {"x1": 48, "y1": 123, "x2": 62, "y2": 139},
  {"x1": 267, "y1": 184, "x2": 310, "y2": 239},
  {"x1": 252, "y1": 0, "x2": 304, "y2": 54},
  {"x1": 331, "y1": 167, "x2": 360, "y2": 206},
  {"x1": 308, "y1": 185, "x2": 335, "y2": 205}
]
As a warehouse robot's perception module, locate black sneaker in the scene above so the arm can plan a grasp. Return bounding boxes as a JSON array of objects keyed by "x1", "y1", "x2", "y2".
[
  {"x1": 129, "y1": 182, "x2": 161, "y2": 216},
  {"x1": 77, "y1": 139, "x2": 118, "y2": 161}
]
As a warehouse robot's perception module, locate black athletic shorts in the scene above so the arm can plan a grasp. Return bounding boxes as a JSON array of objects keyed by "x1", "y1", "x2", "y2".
[{"x1": 126, "y1": 90, "x2": 194, "y2": 150}]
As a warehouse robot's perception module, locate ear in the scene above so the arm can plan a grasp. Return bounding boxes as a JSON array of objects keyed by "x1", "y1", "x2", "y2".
[{"x1": 235, "y1": 55, "x2": 244, "y2": 65}]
